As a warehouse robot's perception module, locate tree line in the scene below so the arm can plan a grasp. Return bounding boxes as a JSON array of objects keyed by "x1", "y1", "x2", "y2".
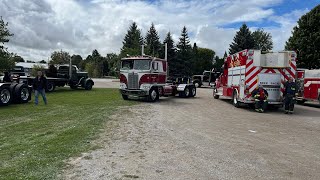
[{"x1": 1, "y1": 4, "x2": 319, "y2": 77}]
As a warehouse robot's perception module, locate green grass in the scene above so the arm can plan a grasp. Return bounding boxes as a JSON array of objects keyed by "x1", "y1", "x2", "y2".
[{"x1": 0, "y1": 88, "x2": 136, "y2": 180}]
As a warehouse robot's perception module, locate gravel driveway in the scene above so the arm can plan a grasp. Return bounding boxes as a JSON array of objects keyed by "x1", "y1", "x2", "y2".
[{"x1": 62, "y1": 87, "x2": 320, "y2": 180}]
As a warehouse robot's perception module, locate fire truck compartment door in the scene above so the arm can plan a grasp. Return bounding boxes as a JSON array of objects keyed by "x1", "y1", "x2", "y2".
[{"x1": 258, "y1": 73, "x2": 281, "y2": 101}]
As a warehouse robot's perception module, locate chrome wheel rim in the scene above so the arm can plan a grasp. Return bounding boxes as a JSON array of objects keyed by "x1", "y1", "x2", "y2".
[
  {"x1": 185, "y1": 88, "x2": 189, "y2": 96},
  {"x1": 195, "y1": 83, "x2": 199, "y2": 88},
  {"x1": 192, "y1": 88, "x2": 196, "y2": 96},
  {"x1": 233, "y1": 94, "x2": 238, "y2": 104},
  {"x1": 20, "y1": 87, "x2": 29, "y2": 101},
  {"x1": 151, "y1": 90, "x2": 157, "y2": 100},
  {"x1": 48, "y1": 84, "x2": 54, "y2": 91},
  {"x1": 1, "y1": 89, "x2": 11, "y2": 104}
]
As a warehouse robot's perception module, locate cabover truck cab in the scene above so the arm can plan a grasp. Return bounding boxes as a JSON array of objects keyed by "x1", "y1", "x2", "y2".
[
  {"x1": 296, "y1": 69, "x2": 320, "y2": 104},
  {"x1": 213, "y1": 49, "x2": 297, "y2": 108},
  {"x1": 119, "y1": 56, "x2": 196, "y2": 102}
]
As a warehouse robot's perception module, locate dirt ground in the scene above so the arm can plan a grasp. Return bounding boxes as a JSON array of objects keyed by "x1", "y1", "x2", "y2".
[{"x1": 62, "y1": 80, "x2": 320, "y2": 180}]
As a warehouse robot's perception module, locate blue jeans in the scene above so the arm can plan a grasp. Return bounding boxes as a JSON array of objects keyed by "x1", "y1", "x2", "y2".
[{"x1": 35, "y1": 89, "x2": 47, "y2": 105}]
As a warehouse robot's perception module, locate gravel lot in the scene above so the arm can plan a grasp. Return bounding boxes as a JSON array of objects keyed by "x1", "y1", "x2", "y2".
[{"x1": 63, "y1": 80, "x2": 320, "y2": 180}]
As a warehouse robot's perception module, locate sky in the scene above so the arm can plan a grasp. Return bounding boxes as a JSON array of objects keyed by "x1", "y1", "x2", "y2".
[{"x1": 0, "y1": 0, "x2": 319, "y2": 61}]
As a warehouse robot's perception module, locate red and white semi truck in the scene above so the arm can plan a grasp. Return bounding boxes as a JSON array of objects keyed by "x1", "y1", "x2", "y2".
[
  {"x1": 213, "y1": 49, "x2": 297, "y2": 107},
  {"x1": 119, "y1": 55, "x2": 196, "y2": 102},
  {"x1": 296, "y1": 69, "x2": 320, "y2": 104}
]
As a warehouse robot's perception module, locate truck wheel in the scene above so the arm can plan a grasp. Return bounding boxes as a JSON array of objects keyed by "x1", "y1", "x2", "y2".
[
  {"x1": 194, "y1": 81, "x2": 200, "y2": 88},
  {"x1": 0, "y1": 87, "x2": 11, "y2": 106},
  {"x1": 147, "y1": 88, "x2": 159, "y2": 102},
  {"x1": 213, "y1": 88, "x2": 219, "y2": 99},
  {"x1": 85, "y1": 81, "x2": 93, "y2": 90},
  {"x1": 179, "y1": 87, "x2": 190, "y2": 98},
  {"x1": 47, "y1": 82, "x2": 55, "y2": 92},
  {"x1": 296, "y1": 100, "x2": 305, "y2": 105},
  {"x1": 189, "y1": 86, "x2": 196, "y2": 97},
  {"x1": 232, "y1": 90, "x2": 240, "y2": 108},
  {"x1": 14, "y1": 84, "x2": 30, "y2": 103},
  {"x1": 122, "y1": 94, "x2": 129, "y2": 100}
]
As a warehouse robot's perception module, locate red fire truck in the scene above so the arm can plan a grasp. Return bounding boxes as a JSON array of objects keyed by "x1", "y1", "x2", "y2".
[
  {"x1": 296, "y1": 69, "x2": 320, "y2": 104},
  {"x1": 213, "y1": 49, "x2": 297, "y2": 107},
  {"x1": 119, "y1": 55, "x2": 196, "y2": 102}
]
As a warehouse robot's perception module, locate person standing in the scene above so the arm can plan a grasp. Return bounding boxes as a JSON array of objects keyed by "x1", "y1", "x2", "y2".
[
  {"x1": 284, "y1": 77, "x2": 297, "y2": 114},
  {"x1": 3, "y1": 72, "x2": 12, "y2": 82},
  {"x1": 33, "y1": 71, "x2": 47, "y2": 105},
  {"x1": 252, "y1": 85, "x2": 268, "y2": 113}
]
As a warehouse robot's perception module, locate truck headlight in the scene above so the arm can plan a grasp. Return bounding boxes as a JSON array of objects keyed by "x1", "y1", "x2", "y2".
[
  {"x1": 140, "y1": 84, "x2": 151, "y2": 90},
  {"x1": 119, "y1": 83, "x2": 127, "y2": 89}
]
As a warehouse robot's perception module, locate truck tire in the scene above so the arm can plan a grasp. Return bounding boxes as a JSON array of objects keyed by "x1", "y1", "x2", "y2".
[
  {"x1": 0, "y1": 86, "x2": 11, "y2": 106},
  {"x1": 14, "y1": 84, "x2": 30, "y2": 103},
  {"x1": 213, "y1": 88, "x2": 219, "y2": 99},
  {"x1": 147, "y1": 88, "x2": 159, "y2": 102},
  {"x1": 85, "y1": 81, "x2": 93, "y2": 90},
  {"x1": 179, "y1": 87, "x2": 190, "y2": 98},
  {"x1": 47, "y1": 82, "x2": 55, "y2": 92},
  {"x1": 122, "y1": 94, "x2": 129, "y2": 100},
  {"x1": 193, "y1": 81, "x2": 201, "y2": 88},
  {"x1": 296, "y1": 100, "x2": 305, "y2": 105},
  {"x1": 70, "y1": 85, "x2": 78, "y2": 89},
  {"x1": 232, "y1": 90, "x2": 240, "y2": 108},
  {"x1": 189, "y1": 86, "x2": 196, "y2": 97}
]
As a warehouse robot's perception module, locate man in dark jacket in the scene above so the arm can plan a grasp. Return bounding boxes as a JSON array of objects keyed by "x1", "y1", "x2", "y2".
[
  {"x1": 252, "y1": 85, "x2": 268, "y2": 113},
  {"x1": 3, "y1": 72, "x2": 12, "y2": 82},
  {"x1": 284, "y1": 77, "x2": 297, "y2": 114},
  {"x1": 33, "y1": 71, "x2": 47, "y2": 105}
]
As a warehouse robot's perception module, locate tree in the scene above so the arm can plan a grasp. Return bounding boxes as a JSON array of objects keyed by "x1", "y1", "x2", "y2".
[
  {"x1": 0, "y1": 17, "x2": 14, "y2": 72},
  {"x1": 50, "y1": 50, "x2": 71, "y2": 64},
  {"x1": 71, "y1": 54, "x2": 83, "y2": 67},
  {"x1": 162, "y1": 32, "x2": 177, "y2": 76},
  {"x1": 196, "y1": 48, "x2": 215, "y2": 74},
  {"x1": 285, "y1": 4, "x2": 320, "y2": 69},
  {"x1": 229, "y1": 23, "x2": 254, "y2": 54},
  {"x1": 11, "y1": 55, "x2": 24, "y2": 62},
  {"x1": 39, "y1": 60, "x2": 46, "y2": 63},
  {"x1": 106, "y1": 53, "x2": 120, "y2": 77},
  {"x1": 252, "y1": 28, "x2": 273, "y2": 51},
  {"x1": 0, "y1": 16, "x2": 14, "y2": 50},
  {"x1": 31, "y1": 64, "x2": 46, "y2": 77},
  {"x1": 145, "y1": 23, "x2": 161, "y2": 57},
  {"x1": 121, "y1": 22, "x2": 144, "y2": 57},
  {"x1": 177, "y1": 26, "x2": 192, "y2": 76}
]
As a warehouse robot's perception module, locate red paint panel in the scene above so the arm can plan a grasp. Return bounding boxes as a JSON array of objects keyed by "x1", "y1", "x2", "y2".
[
  {"x1": 158, "y1": 74, "x2": 166, "y2": 83},
  {"x1": 120, "y1": 74, "x2": 127, "y2": 84},
  {"x1": 139, "y1": 74, "x2": 151, "y2": 85},
  {"x1": 297, "y1": 71, "x2": 304, "y2": 79}
]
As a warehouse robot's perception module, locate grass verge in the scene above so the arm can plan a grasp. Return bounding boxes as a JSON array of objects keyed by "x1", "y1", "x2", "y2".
[{"x1": 0, "y1": 88, "x2": 136, "y2": 179}]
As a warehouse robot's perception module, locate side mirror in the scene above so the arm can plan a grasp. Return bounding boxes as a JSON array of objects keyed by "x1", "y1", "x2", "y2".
[{"x1": 152, "y1": 62, "x2": 159, "y2": 70}]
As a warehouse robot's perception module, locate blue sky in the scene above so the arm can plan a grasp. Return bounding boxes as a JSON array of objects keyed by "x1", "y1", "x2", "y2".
[{"x1": 1, "y1": 0, "x2": 319, "y2": 60}]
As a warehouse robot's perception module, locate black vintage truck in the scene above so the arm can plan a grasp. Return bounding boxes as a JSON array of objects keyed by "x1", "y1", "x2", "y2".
[{"x1": 16, "y1": 65, "x2": 94, "y2": 92}]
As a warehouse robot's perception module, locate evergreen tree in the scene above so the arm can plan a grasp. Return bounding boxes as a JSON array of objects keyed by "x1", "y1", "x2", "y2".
[
  {"x1": 177, "y1": 26, "x2": 192, "y2": 76},
  {"x1": 0, "y1": 16, "x2": 14, "y2": 72},
  {"x1": 121, "y1": 22, "x2": 143, "y2": 57},
  {"x1": 145, "y1": 23, "x2": 161, "y2": 57},
  {"x1": 285, "y1": 4, "x2": 320, "y2": 69},
  {"x1": 162, "y1": 32, "x2": 177, "y2": 76},
  {"x1": 252, "y1": 28, "x2": 273, "y2": 51},
  {"x1": 71, "y1": 54, "x2": 82, "y2": 67},
  {"x1": 229, "y1": 24, "x2": 254, "y2": 54}
]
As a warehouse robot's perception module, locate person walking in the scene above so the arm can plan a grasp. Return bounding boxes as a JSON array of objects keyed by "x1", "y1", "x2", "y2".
[
  {"x1": 33, "y1": 71, "x2": 47, "y2": 105},
  {"x1": 252, "y1": 85, "x2": 268, "y2": 113},
  {"x1": 284, "y1": 77, "x2": 297, "y2": 114}
]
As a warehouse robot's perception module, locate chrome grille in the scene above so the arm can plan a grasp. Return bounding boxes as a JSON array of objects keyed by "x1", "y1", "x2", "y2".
[{"x1": 128, "y1": 73, "x2": 139, "y2": 89}]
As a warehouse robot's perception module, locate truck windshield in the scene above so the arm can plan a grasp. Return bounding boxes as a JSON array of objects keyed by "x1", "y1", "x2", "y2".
[{"x1": 121, "y1": 60, "x2": 151, "y2": 70}]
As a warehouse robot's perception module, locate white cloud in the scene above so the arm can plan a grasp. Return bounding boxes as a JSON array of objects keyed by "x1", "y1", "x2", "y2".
[{"x1": 0, "y1": 0, "x2": 307, "y2": 61}]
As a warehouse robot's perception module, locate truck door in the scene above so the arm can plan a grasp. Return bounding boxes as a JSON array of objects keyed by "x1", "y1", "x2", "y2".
[{"x1": 258, "y1": 73, "x2": 281, "y2": 102}]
